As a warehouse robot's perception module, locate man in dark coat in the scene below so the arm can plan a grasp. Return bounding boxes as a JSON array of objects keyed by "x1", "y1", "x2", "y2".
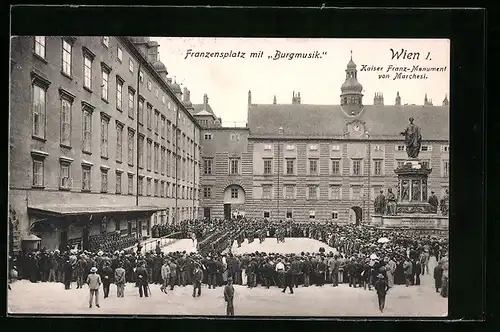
[
  {"x1": 414, "y1": 260, "x2": 422, "y2": 285},
  {"x1": 135, "y1": 262, "x2": 149, "y2": 297},
  {"x1": 282, "y1": 265, "x2": 294, "y2": 294},
  {"x1": 433, "y1": 261, "x2": 443, "y2": 293},
  {"x1": 63, "y1": 258, "x2": 73, "y2": 290},
  {"x1": 347, "y1": 258, "x2": 356, "y2": 288},
  {"x1": 224, "y1": 277, "x2": 235, "y2": 316},
  {"x1": 316, "y1": 257, "x2": 327, "y2": 286},
  {"x1": 301, "y1": 257, "x2": 312, "y2": 287},
  {"x1": 169, "y1": 259, "x2": 177, "y2": 290},
  {"x1": 290, "y1": 257, "x2": 302, "y2": 288},
  {"x1": 101, "y1": 261, "x2": 114, "y2": 298},
  {"x1": 262, "y1": 259, "x2": 273, "y2": 288},
  {"x1": 374, "y1": 274, "x2": 390, "y2": 313},
  {"x1": 206, "y1": 256, "x2": 218, "y2": 289},
  {"x1": 192, "y1": 263, "x2": 203, "y2": 297}
]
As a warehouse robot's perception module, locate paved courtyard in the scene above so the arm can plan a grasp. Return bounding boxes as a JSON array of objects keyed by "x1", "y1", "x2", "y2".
[
  {"x1": 231, "y1": 237, "x2": 338, "y2": 255},
  {"x1": 8, "y1": 238, "x2": 447, "y2": 317}
]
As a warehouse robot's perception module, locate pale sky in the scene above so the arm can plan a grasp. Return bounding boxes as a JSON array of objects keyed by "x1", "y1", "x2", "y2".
[{"x1": 151, "y1": 38, "x2": 449, "y2": 126}]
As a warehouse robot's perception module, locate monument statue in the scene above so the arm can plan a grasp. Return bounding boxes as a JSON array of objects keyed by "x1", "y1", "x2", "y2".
[
  {"x1": 400, "y1": 117, "x2": 422, "y2": 159},
  {"x1": 401, "y1": 180, "x2": 410, "y2": 201},
  {"x1": 386, "y1": 188, "x2": 397, "y2": 215},
  {"x1": 440, "y1": 189, "x2": 449, "y2": 216},
  {"x1": 374, "y1": 190, "x2": 386, "y2": 214},
  {"x1": 411, "y1": 180, "x2": 421, "y2": 201},
  {"x1": 428, "y1": 191, "x2": 439, "y2": 213}
]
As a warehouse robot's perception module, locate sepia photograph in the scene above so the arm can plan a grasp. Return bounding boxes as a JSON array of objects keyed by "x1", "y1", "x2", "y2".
[{"x1": 8, "y1": 36, "x2": 450, "y2": 317}]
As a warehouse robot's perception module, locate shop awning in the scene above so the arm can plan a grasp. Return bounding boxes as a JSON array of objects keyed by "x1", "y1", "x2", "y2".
[
  {"x1": 28, "y1": 204, "x2": 166, "y2": 217},
  {"x1": 22, "y1": 234, "x2": 41, "y2": 241}
]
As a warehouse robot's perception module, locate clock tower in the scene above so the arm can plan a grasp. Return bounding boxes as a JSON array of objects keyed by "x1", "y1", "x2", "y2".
[{"x1": 340, "y1": 51, "x2": 364, "y2": 116}]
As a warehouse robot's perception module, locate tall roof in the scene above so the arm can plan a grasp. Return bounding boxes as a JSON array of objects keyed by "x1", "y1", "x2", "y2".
[
  {"x1": 192, "y1": 104, "x2": 216, "y2": 116},
  {"x1": 247, "y1": 104, "x2": 449, "y2": 140}
]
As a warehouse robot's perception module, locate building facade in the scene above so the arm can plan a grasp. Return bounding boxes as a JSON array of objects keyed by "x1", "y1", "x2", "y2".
[
  {"x1": 197, "y1": 55, "x2": 450, "y2": 223},
  {"x1": 9, "y1": 36, "x2": 201, "y2": 251}
]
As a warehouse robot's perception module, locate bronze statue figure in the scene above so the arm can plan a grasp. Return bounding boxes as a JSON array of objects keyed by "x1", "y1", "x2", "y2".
[
  {"x1": 374, "y1": 190, "x2": 386, "y2": 214},
  {"x1": 400, "y1": 117, "x2": 422, "y2": 159},
  {"x1": 386, "y1": 188, "x2": 397, "y2": 215},
  {"x1": 440, "y1": 189, "x2": 449, "y2": 216}
]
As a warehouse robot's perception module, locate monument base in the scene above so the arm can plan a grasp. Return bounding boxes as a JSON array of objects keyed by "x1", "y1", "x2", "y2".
[{"x1": 371, "y1": 213, "x2": 448, "y2": 235}]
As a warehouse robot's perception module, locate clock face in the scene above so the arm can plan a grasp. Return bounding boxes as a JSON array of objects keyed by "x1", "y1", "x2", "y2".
[{"x1": 352, "y1": 123, "x2": 363, "y2": 136}]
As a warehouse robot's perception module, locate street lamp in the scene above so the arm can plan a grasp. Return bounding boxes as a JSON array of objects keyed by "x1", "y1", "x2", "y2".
[
  {"x1": 365, "y1": 131, "x2": 371, "y2": 224},
  {"x1": 277, "y1": 127, "x2": 284, "y2": 221}
]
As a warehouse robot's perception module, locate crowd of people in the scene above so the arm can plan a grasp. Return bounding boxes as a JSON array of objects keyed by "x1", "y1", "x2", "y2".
[{"x1": 9, "y1": 219, "x2": 449, "y2": 313}]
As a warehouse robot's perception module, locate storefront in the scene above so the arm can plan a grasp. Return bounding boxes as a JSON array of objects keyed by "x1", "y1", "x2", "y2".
[{"x1": 28, "y1": 204, "x2": 165, "y2": 252}]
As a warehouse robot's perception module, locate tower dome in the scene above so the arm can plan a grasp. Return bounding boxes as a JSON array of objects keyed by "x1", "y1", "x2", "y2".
[
  {"x1": 340, "y1": 51, "x2": 364, "y2": 109},
  {"x1": 341, "y1": 78, "x2": 363, "y2": 93},
  {"x1": 170, "y1": 80, "x2": 181, "y2": 94},
  {"x1": 347, "y1": 58, "x2": 356, "y2": 69},
  {"x1": 152, "y1": 60, "x2": 167, "y2": 73}
]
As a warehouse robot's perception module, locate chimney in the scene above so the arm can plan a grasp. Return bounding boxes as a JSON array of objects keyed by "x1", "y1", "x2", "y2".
[
  {"x1": 183, "y1": 87, "x2": 189, "y2": 103},
  {"x1": 374, "y1": 92, "x2": 384, "y2": 105},
  {"x1": 297, "y1": 92, "x2": 301, "y2": 104},
  {"x1": 273, "y1": 95, "x2": 277, "y2": 104},
  {"x1": 395, "y1": 91, "x2": 401, "y2": 106},
  {"x1": 203, "y1": 93, "x2": 209, "y2": 110},
  {"x1": 248, "y1": 90, "x2": 252, "y2": 105},
  {"x1": 442, "y1": 94, "x2": 449, "y2": 106},
  {"x1": 147, "y1": 41, "x2": 159, "y2": 63}
]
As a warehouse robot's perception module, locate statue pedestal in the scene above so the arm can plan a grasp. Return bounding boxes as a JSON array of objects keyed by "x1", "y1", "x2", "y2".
[{"x1": 371, "y1": 159, "x2": 448, "y2": 234}]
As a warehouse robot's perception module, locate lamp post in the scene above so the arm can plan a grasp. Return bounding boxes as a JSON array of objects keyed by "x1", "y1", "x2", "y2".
[
  {"x1": 365, "y1": 131, "x2": 371, "y2": 224},
  {"x1": 277, "y1": 127, "x2": 284, "y2": 221}
]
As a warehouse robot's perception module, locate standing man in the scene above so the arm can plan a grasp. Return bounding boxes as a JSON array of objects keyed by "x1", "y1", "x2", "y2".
[
  {"x1": 275, "y1": 258, "x2": 285, "y2": 288},
  {"x1": 114, "y1": 263, "x2": 126, "y2": 298},
  {"x1": 101, "y1": 261, "x2": 114, "y2": 299},
  {"x1": 386, "y1": 256, "x2": 396, "y2": 288},
  {"x1": 282, "y1": 265, "x2": 294, "y2": 294},
  {"x1": 169, "y1": 259, "x2": 177, "y2": 291},
  {"x1": 206, "y1": 255, "x2": 218, "y2": 289},
  {"x1": 374, "y1": 274, "x2": 389, "y2": 313},
  {"x1": 192, "y1": 263, "x2": 203, "y2": 297},
  {"x1": 224, "y1": 277, "x2": 235, "y2": 316},
  {"x1": 155, "y1": 241, "x2": 161, "y2": 255},
  {"x1": 86, "y1": 267, "x2": 101, "y2": 308},
  {"x1": 63, "y1": 257, "x2": 73, "y2": 290},
  {"x1": 403, "y1": 258, "x2": 413, "y2": 287},
  {"x1": 433, "y1": 260, "x2": 443, "y2": 293},
  {"x1": 160, "y1": 259, "x2": 171, "y2": 294},
  {"x1": 135, "y1": 262, "x2": 150, "y2": 298}
]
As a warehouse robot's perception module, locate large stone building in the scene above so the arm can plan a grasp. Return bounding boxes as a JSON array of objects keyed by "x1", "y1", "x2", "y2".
[
  {"x1": 9, "y1": 36, "x2": 202, "y2": 251},
  {"x1": 197, "y1": 55, "x2": 450, "y2": 222}
]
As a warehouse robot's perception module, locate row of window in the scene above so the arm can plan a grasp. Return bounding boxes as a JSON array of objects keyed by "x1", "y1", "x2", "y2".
[
  {"x1": 32, "y1": 81, "x2": 199, "y2": 182},
  {"x1": 201, "y1": 185, "x2": 354, "y2": 200},
  {"x1": 202, "y1": 158, "x2": 241, "y2": 175},
  {"x1": 31, "y1": 156, "x2": 199, "y2": 199},
  {"x1": 196, "y1": 142, "x2": 450, "y2": 153},
  {"x1": 260, "y1": 210, "x2": 339, "y2": 220},
  {"x1": 32, "y1": 37, "x2": 199, "y2": 156},
  {"x1": 202, "y1": 184, "x2": 448, "y2": 201},
  {"x1": 202, "y1": 158, "x2": 450, "y2": 177}
]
